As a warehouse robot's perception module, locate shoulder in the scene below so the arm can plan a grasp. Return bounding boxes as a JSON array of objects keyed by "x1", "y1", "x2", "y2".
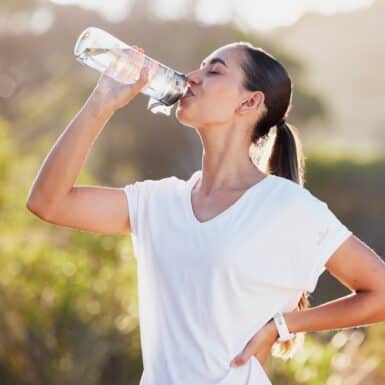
[
  {"x1": 135, "y1": 175, "x2": 186, "y2": 196},
  {"x1": 271, "y1": 174, "x2": 327, "y2": 212},
  {"x1": 124, "y1": 175, "x2": 180, "y2": 197},
  {"x1": 131, "y1": 175, "x2": 179, "y2": 187},
  {"x1": 270, "y1": 174, "x2": 314, "y2": 199}
]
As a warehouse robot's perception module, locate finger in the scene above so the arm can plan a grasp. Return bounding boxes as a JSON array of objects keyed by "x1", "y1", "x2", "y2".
[
  {"x1": 118, "y1": 46, "x2": 142, "y2": 82},
  {"x1": 230, "y1": 352, "x2": 251, "y2": 368},
  {"x1": 136, "y1": 47, "x2": 145, "y2": 67},
  {"x1": 131, "y1": 45, "x2": 143, "y2": 51},
  {"x1": 118, "y1": 52, "x2": 135, "y2": 83},
  {"x1": 127, "y1": 46, "x2": 138, "y2": 57},
  {"x1": 230, "y1": 342, "x2": 256, "y2": 367},
  {"x1": 104, "y1": 48, "x2": 122, "y2": 77},
  {"x1": 130, "y1": 46, "x2": 144, "y2": 57},
  {"x1": 136, "y1": 66, "x2": 151, "y2": 88},
  {"x1": 126, "y1": 66, "x2": 150, "y2": 96},
  {"x1": 142, "y1": 59, "x2": 157, "y2": 83},
  {"x1": 115, "y1": 52, "x2": 129, "y2": 80},
  {"x1": 120, "y1": 48, "x2": 145, "y2": 83},
  {"x1": 132, "y1": 49, "x2": 146, "y2": 80}
]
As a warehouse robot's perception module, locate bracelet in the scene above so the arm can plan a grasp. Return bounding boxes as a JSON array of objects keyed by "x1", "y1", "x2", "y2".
[{"x1": 273, "y1": 312, "x2": 296, "y2": 342}]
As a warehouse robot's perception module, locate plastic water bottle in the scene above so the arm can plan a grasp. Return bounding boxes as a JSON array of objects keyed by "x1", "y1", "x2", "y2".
[{"x1": 74, "y1": 26, "x2": 188, "y2": 116}]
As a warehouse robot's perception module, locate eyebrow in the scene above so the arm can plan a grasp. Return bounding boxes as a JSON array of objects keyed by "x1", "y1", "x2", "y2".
[{"x1": 200, "y1": 57, "x2": 228, "y2": 68}]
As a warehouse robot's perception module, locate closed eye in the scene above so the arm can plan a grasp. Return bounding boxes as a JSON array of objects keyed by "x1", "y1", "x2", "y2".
[{"x1": 208, "y1": 71, "x2": 219, "y2": 74}]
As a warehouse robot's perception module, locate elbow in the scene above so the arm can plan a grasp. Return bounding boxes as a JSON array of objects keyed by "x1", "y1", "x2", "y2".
[
  {"x1": 26, "y1": 200, "x2": 42, "y2": 218},
  {"x1": 26, "y1": 196, "x2": 49, "y2": 220}
]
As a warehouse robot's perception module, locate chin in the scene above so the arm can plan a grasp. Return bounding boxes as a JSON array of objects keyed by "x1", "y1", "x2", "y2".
[
  {"x1": 175, "y1": 103, "x2": 195, "y2": 126},
  {"x1": 175, "y1": 100, "x2": 213, "y2": 128}
]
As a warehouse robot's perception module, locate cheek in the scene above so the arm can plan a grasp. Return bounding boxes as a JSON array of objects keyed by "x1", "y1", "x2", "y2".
[
  {"x1": 205, "y1": 79, "x2": 239, "y2": 108},
  {"x1": 195, "y1": 96, "x2": 237, "y2": 124},
  {"x1": 204, "y1": 88, "x2": 238, "y2": 116}
]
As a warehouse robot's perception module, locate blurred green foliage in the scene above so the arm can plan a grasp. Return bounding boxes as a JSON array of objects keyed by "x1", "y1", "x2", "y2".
[{"x1": 0, "y1": 118, "x2": 143, "y2": 385}]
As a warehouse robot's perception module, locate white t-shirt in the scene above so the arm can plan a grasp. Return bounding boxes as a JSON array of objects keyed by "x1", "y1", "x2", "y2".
[{"x1": 123, "y1": 170, "x2": 352, "y2": 385}]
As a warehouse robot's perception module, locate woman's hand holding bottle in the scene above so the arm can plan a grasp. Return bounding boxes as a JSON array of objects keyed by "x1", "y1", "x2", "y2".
[{"x1": 90, "y1": 46, "x2": 157, "y2": 115}]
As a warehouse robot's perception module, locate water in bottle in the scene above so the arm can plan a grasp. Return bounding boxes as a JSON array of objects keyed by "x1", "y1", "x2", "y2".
[{"x1": 74, "y1": 27, "x2": 188, "y2": 116}]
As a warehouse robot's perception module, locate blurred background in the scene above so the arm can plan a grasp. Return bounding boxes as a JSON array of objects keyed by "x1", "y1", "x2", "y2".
[{"x1": 0, "y1": 0, "x2": 384, "y2": 384}]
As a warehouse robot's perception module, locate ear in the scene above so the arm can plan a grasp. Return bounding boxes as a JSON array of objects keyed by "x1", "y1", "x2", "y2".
[{"x1": 238, "y1": 91, "x2": 264, "y2": 114}]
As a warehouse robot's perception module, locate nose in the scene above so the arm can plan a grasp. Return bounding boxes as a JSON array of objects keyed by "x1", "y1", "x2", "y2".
[{"x1": 185, "y1": 68, "x2": 202, "y2": 86}]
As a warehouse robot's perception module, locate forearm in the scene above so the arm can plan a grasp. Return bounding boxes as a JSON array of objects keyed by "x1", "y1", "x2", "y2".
[
  {"x1": 267, "y1": 290, "x2": 385, "y2": 340},
  {"x1": 27, "y1": 89, "x2": 114, "y2": 214}
]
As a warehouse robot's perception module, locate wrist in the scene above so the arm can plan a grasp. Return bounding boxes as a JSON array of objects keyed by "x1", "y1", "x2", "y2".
[
  {"x1": 272, "y1": 312, "x2": 296, "y2": 342},
  {"x1": 266, "y1": 319, "x2": 279, "y2": 343},
  {"x1": 87, "y1": 89, "x2": 115, "y2": 119}
]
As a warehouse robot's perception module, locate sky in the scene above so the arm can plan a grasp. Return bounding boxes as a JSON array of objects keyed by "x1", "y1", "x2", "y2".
[{"x1": 49, "y1": 0, "x2": 377, "y2": 29}]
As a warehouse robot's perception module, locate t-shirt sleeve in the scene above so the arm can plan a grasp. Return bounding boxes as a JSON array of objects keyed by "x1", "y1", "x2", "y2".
[
  {"x1": 121, "y1": 176, "x2": 177, "y2": 261},
  {"x1": 122, "y1": 181, "x2": 144, "y2": 237},
  {"x1": 123, "y1": 179, "x2": 156, "y2": 237},
  {"x1": 292, "y1": 189, "x2": 353, "y2": 293},
  {"x1": 121, "y1": 179, "x2": 153, "y2": 261}
]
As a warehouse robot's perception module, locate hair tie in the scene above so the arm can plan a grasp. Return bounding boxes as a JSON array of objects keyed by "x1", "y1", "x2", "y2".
[{"x1": 277, "y1": 118, "x2": 286, "y2": 128}]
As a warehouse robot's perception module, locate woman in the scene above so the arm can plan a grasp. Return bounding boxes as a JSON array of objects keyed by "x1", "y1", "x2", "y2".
[{"x1": 26, "y1": 42, "x2": 385, "y2": 385}]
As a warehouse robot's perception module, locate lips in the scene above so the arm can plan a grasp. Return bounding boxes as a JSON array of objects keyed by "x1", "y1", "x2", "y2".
[{"x1": 182, "y1": 87, "x2": 195, "y2": 98}]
